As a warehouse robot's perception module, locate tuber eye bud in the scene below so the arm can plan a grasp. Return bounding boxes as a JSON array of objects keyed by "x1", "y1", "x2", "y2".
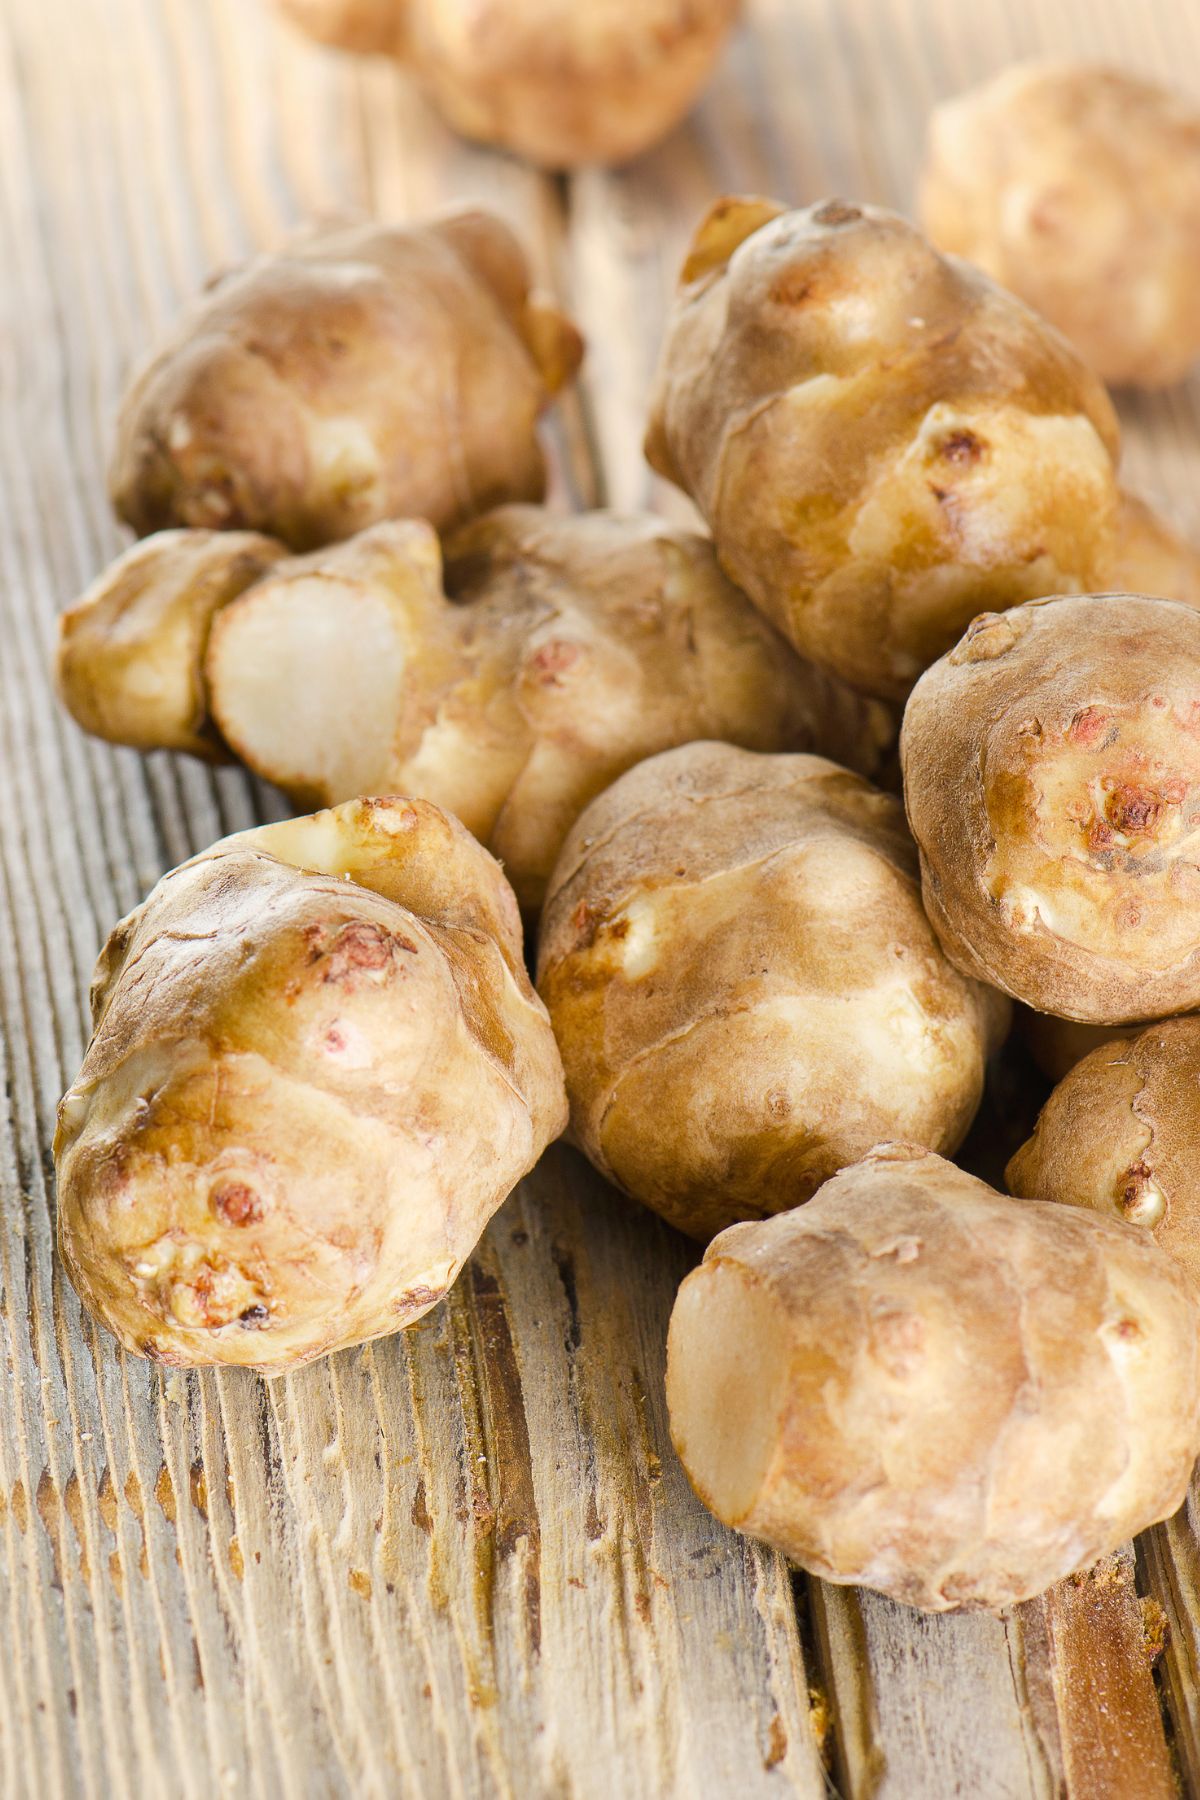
[
  {"x1": 812, "y1": 200, "x2": 862, "y2": 228},
  {"x1": 948, "y1": 610, "x2": 1030, "y2": 666},
  {"x1": 1121, "y1": 1166, "x2": 1167, "y2": 1230},
  {"x1": 211, "y1": 1181, "x2": 264, "y2": 1226}
]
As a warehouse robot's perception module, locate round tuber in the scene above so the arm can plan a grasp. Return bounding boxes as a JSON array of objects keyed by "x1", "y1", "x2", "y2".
[
  {"x1": 1114, "y1": 491, "x2": 1200, "y2": 608},
  {"x1": 919, "y1": 63, "x2": 1200, "y2": 388},
  {"x1": 1008, "y1": 1015, "x2": 1200, "y2": 1291},
  {"x1": 901, "y1": 593, "x2": 1200, "y2": 1023},
  {"x1": 276, "y1": 0, "x2": 742, "y2": 169}
]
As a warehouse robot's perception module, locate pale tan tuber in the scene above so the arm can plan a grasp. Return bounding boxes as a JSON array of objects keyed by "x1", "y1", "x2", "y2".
[
  {"x1": 110, "y1": 213, "x2": 582, "y2": 552},
  {"x1": 645, "y1": 195, "x2": 1119, "y2": 701},
  {"x1": 902, "y1": 594, "x2": 1200, "y2": 1023},
  {"x1": 276, "y1": 0, "x2": 741, "y2": 169},
  {"x1": 54, "y1": 529, "x2": 285, "y2": 760},
  {"x1": 278, "y1": 0, "x2": 401, "y2": 53},
  {"x1": 54, "y1": 796, "x2": 567, "y2": 1372},
  {"x1": 1018, "y1": 994, "x2": 1198, "y2": 1082},
  {"x1": 57, "y1": 508, "x2": 895, "y2": 912},
  {"x1": 1019, "y1": 1009, "x2": 1132, "y2": 1084},
  {"x1": 919, "y1": 63, "x2": 1200, "y2": 388},
  {"x1": 666, "y1": 1144, "x2": 1200, "y2": 1611},
  {"x1": 1115, "y1": 491, "x2": 1200, "y2": 607},
  {"x1": 1008, "y1": 1016, "x2": 1200, "y2": 1291},
  {"x1": 537, "y1": 743, "x2": 1007, "y2": 1240}
]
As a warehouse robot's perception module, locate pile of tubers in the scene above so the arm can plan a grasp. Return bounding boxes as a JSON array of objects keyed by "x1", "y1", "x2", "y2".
[{"x1": 51, "y1": 56, "x2": 1200, "y2": 1617}]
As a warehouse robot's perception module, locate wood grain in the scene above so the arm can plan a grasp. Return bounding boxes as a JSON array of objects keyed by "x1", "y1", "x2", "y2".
[{"x1": 3, "y1": 0, "x2": 1200, "y2": 1794}]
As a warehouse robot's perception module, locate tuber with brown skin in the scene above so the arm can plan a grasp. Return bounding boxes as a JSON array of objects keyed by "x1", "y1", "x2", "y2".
[
  {"x1": 1019, "y1": 1009, "x2": 1133, "y2": 1084},
  {"x1": 110, "y1": 213, "x2": 582, "y2": 552},
  {"x1": 1114, "y1": 490, "x2": 1200, "y2": 607},
  {"x1": 1008, "y1": 1015, "x2": 1200, "y2": 1292},
  {"x1": 56, "y1": 508, "x2": 896, "y2": 913},
  {"x1": 55, "y1": 529, "x2": 286, "y2": 760},
  {"x1": 901, "y1": 593, "x2": 1200, "y2": 1023},
  {"x1": 920, "y1": 63, "x2": 1200, "y2": 389},
  {"x1": 645, "y1": 195, "x2": 1119, "y2": 702}
]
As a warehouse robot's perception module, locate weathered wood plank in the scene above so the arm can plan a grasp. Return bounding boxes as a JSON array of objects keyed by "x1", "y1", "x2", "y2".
[
  {"x1": 1142, "y1": 1488, "x2": 1200, "y2": 1786},
  {"x1": 0, "y1": 0, "x2": 827, "y2": 1794},
  {"x1": 569, "y1": 1, "x2": 1200, "y2": 1793},
  {"x1": 814, "y1": 1550, "x2": 1175, "y2": 1800},
  {"x1": 5, "y1": 0, "x2": 1200, "y2": 1792},
  {"x1": 1017, "y1": 1550, "x2": 1175, "y2": 1800},
  {"x1": 812, "y1": 1586, "x2": 1054, "y2": 1799}
]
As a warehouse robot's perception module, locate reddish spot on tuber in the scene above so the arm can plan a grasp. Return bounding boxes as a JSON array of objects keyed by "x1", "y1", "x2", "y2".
[
  {"x1": 568, "y1": 897, "x2": 601, "y2": 952},
  {"x1": 394, "y1": 1285, "x2": 441, "y2": 1314},
  {"x1": 1067, "y1": 706, "x2": 1110, "y2": 746},
  {"x1": 768, "y1": 269, "x2": 814, "y2": 307},
  {"x1": 212, "y1": 1182, "x2": 263, "y2": 1227},
  {"x1": 1121, "y1": 1162, "x2": 1159, "y2": 1222},
  {"x1": 528, "y1": 639, "x2": 581, "y2": 685},
  {"x1": 1106, "y1": 785, "x2": 1163, "y2": 838},
  {"x1": 938, "y1": 429, "x2": 984, "y2": 465},
  {"x1": 323, "y1": 920, "x2": 402, "y2": 984}
]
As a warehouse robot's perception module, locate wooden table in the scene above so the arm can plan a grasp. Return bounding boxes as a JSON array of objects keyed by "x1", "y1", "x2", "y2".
[{"x1": 4, "y1": 0, "x2": 1200, "y2": 1793}]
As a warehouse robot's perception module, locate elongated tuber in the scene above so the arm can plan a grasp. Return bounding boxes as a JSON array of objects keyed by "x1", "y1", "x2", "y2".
[
  {"x1": 110, "y1": 213, "x2": 582, "y2": 551},
  {"x1": 537, "y1": 743, "x2": 1007, "y2": 1239},
  {"x1": 57, "y1": 508, "x2": 896, "y2": 912},
  {"x1": 666, "y1": 1144, "x2": 1200, "y2": 1611},
  {"x1": 54, "y1": 529, "x2": 285, "y2": 759},
  {"x1": 645, "y1": 196, "x2": 1119, "y2": 701}
]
